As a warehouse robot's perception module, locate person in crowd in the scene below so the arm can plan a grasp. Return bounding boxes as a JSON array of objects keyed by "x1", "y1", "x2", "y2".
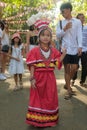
[
  {"x1": 26, "y1": 24, "x2": 38, "y2": 53},
  {"x1": 25, "y1": 21, "x2": 66, "y2": 127},
  {"x1": 76, "y1": 13, "x2": 87, "y2": 87},
  {"x1": 9, "y1": 33, "x2": 24, "y2": 91},
  {"x1": 0, "y1": 21, "x2": 6, "y2": 80},
  {"x1": 56, "y1": 2, "x2": 82, "y2": 99},
  {"x1": 71, "y1": 13, "x2": 85, "y2": 86},
  {"x1": 1, "y1": 23, "x2": 10, "y2": 78}
]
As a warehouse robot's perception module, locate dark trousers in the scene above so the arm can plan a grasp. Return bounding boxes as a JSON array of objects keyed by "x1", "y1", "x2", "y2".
[{"x1": 80, "y1": 52, "x2": 87, "y2": 83}]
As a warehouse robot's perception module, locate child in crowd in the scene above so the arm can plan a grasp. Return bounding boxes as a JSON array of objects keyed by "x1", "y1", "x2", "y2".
[
  {"x1": 26, "y1": 23, "x2": 66, "y2": 127},
  {"x1": 9, "y1": 33, "x2": 24, "y2": 91}
]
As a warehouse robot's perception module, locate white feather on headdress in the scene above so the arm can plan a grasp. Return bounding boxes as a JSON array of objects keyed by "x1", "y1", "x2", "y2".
[
  {"x1": 26, "y1": 14, "x2": 36, "y2": 26},
  {"x1": 27, "y1": 12, "x2": 53, "y2": 27}
]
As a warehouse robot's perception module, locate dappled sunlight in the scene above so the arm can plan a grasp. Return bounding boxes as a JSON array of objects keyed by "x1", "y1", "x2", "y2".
[
  {"x1": 56, "y1": 78, "x2": 65, "y2": 84},
  {"x1": 56, "y1": 77, "x2": 87, "y2": 105}
]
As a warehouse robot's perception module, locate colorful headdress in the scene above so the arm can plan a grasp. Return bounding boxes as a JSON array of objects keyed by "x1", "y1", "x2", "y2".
[
  {"x1": 27, "y1": 12, "x2": 53, "y2": 35},
  {"x1": 26, "y1": 12, "x2": 52, "y2": 28}
]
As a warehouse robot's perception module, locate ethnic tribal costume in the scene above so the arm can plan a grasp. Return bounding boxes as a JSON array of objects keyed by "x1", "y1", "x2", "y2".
[{"x1": 26, "y1": 46, "x2": 62, "y2": 127}]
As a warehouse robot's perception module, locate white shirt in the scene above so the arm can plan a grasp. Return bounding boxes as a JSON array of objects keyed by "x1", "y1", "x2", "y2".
[
  {"x1": 56, "y1": 18, "x2": 82, "y2": 55},
  {"x1": 1, "y1": 32, "x2": 10, "y2": 46},
  {"x1": 40, "y1": 49, "x2": 50, "y2": 59},
  {"x1": 82, "y1": 25, "x2": 87, "y2": 52}
]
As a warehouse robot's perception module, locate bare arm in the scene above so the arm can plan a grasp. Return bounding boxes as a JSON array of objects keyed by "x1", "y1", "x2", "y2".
[
  {"x1": 4, "y1": 53, "x2": 20, "y2": 61},
  {"x1": 4, "y1": 47, "x2": 20, "y2": 61},
  {"x1": 29, "y1": 65, "x2": 36, "y2": 88},
  {"x1": 60, "y1": 48, "x2": 67, "y2": 62},
  {"x1": 26, "y1": 31, "x2": 31, "y2": 53}
]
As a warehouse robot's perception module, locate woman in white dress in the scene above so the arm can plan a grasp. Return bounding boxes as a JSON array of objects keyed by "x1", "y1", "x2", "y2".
[{"x1": 9, "y1": 33, "x2": 24, "y2": 91}]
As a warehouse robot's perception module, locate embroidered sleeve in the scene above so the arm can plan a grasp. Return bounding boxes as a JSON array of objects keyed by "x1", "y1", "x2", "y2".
[{"x1": 26, "y1": 48, "x2": 37, "y2": 66}]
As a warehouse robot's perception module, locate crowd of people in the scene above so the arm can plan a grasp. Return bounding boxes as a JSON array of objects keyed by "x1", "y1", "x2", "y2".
[{"x1": 0, "y1": 1, "x2": 87, "y2": 128}]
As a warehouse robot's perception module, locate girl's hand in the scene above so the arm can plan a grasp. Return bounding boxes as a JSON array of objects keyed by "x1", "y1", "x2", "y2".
[
  {"x1": 30, "y1": 79, "x2": 36, "y2": 88},
  {"x1": 61, "y1": 47, "x2": 67, "y2": 55},
  {"x1": 78, "y1": 48, "x2": 82, "y2": 56},
  {"x1": 60, "y1": 48, "x2": 67, "y2": 62},
  {"x1": 13, "y1": 57, "x2": 20, "y2": 61},
  {"x1": 16, "y1": 58, "x2": 20, "y2": 61}
]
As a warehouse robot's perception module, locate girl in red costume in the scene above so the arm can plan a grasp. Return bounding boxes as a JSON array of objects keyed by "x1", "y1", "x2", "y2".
[{"x1": 26, "y1": 22, "x2": 66, "y2": 127}]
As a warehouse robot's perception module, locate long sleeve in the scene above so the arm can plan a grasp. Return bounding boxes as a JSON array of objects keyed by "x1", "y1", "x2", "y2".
[
  {"x1": 56, "y1": 21, "x2": 65, "y2": 39},
  {"x1": 76, "y1": 20, "x2": 82, "y2": 48},
  {"x1": 56, "y1": 18, "x2": 82, "y2": 55}
]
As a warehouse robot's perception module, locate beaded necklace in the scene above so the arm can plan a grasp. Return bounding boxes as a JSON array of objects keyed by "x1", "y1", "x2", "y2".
[{"x1": 39, "y1": 46, "x2": 52, "y2": 67}]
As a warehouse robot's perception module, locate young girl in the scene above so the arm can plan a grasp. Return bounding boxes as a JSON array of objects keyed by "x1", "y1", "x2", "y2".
[
  {"x1": 9, "y1": 33, "x2": 24, "y2": 91},
  {"x1": 26, "y1": 26, "x2": 66, "y2": 127}
]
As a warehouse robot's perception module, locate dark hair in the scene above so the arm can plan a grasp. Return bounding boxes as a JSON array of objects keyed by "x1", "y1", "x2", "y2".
[
  {"x1": 11, "y1": 38, "x2": 21, "y2": 46},
  {"x1": 0, "y1": 21, "x2": 4, "y2": 30},
  {"x1": 29, "y1": 25, "x2": 35, "y2": 31},
  {"x1": 76, "y1": 13, "x2": 84, "y2": 19},
  {"x1": 60, "y1": 2, "x2": 72, "y2": 11},
  {"x1": 39, "y1": 28, "x2": 52, "y2": 38}
]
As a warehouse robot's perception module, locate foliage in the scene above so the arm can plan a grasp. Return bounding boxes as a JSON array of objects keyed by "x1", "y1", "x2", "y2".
[
  {"x1": 1, "y1": 0, "x2": 87, "y2": 42},
  {"x1": 1, "y1": 0, "x2": 54, "y2": 18},
  {"x1": 62, "y1": 0, "x2": 87, "y2": 21}
]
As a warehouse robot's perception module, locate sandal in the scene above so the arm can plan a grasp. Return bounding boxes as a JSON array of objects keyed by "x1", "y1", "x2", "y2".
[
  {"x1": 71, "y1": 90, "x2": 76, "y2": 96},
  {"x1": 80, "y1": 83, "x2": 87, "y2": 88},
  {"x1": 13, "y1": 86, "x2": 20, "y2": 91},
  {"x1": 64, "y1": 93, "x2": 72, "y2": 100},
  {"x1": 64, "y1": 84, "x2": 67, "y2": 90},
  {"x1": 71, "y1": 80, "x2": 75, "y2": 86},
  {"x1": 19, "y1": 81, "x2": 23, "y2": 89}
]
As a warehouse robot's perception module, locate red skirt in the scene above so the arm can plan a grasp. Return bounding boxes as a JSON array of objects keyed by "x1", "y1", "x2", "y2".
[{"x1": 26, "y1": 70, "x2": 59, "y2": 127}]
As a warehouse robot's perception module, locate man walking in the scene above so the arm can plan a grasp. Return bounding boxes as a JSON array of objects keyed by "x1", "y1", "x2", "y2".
[{"x1": 56, "y1": 2, "x2": 82, "y2": 99}]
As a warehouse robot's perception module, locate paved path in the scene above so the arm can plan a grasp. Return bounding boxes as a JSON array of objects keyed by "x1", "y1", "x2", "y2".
[{"x1": 0, "y1": 65, "x2": 87, "y2": 130}]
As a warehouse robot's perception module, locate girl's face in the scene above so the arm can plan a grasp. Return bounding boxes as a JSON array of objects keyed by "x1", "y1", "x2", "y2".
[
  {"x1": 39, "y1": 29, "x2": 52, "y2": 44},
  {"x1": 14, "y1": 37, "x2": 20, "y2": 43}
]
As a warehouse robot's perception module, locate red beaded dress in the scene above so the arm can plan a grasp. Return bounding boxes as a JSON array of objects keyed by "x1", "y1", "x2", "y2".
[{"x1": 26, "y1": 46, "x2": 62, "y2": 127}]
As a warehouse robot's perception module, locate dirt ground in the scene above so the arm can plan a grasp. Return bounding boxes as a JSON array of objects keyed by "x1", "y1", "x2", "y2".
[{"x1": 0, "y1": 63, "x2": 87, "y2": 130}]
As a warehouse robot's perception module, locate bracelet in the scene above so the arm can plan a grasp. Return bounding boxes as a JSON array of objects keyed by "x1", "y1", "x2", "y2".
[{"x1": 29, "y1": 77, "x2": 35, "y2": 81}]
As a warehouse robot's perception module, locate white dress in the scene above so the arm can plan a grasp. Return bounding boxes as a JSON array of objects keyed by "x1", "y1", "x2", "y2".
[{"x1": 9, "y1": 44, "x2": 24, "y2": 75}]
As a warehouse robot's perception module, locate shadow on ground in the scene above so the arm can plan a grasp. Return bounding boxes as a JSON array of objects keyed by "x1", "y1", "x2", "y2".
[{"x1": 0, "y1": 67, "x2": 87, "y2": 130}]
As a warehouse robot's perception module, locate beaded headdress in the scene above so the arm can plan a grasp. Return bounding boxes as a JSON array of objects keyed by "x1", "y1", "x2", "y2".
[{"x1": 27, "y1": 12, "x2": 52, "y2": 35}]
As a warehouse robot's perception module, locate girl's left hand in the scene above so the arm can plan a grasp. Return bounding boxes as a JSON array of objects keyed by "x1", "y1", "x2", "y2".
[
  {"x1": 31, "y1": 79, "x2": 36, "y2": 88},
  {"x1": 61, "y1": 48, "x2": 67, "y2": 55},
  {"x1": 16, "y1": 58, "x2": 20, "y2": 61}
]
